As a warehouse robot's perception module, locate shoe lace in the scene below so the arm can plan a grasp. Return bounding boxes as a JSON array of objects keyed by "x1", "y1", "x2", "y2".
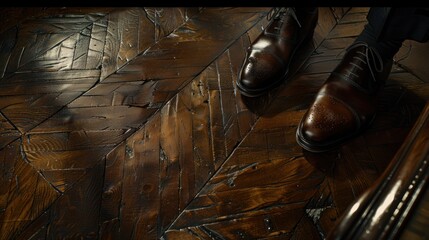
[
  {"x1": 345, "y1": 41, "x2": 384, "y2": 84},
  {"x1": 266, "y1": 7, "x2": 302, "y2": 28}
]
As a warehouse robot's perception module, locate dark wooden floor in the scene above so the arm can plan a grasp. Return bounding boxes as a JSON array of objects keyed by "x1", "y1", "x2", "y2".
[{"x1": 0, "y1": 7, "x2": 428, "y2": 239}]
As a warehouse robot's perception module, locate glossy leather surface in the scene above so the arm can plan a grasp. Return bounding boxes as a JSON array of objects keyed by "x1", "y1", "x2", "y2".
[
  {"x1": 297, "y1": 43, "x2": 393, "y2": 152},
  {"x1": 328, "y1": 103, "x2": 429, "y2": 240},
  {"x1": 237, "y1": 8, "x2": 318, "y2": 97}
]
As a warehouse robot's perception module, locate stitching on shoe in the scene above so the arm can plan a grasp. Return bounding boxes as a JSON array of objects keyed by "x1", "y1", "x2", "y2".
[{"x1": 330, "y1": 72, "x2": 372, "y2": 95}]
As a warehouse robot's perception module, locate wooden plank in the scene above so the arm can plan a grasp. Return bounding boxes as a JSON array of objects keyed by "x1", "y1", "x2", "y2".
[
  {"x1": 314, "y1": 8, "x2": 339, "y2": 46},
  {"x1": 300, "y1": 55, "x2": 342, "y2": 75},
  {"x1": 21, "y1": 33, "x2": 77, "y2": 72},
  {"x1": 227, "y1": 36, "x2": 259, "y2": 137},
  {"x1": 189, "y1": 73, "x2": 215, "y2": 189},
  {"x1": 99, "y1": 218, "x2": 120, "y2": 240},
  {"x1": 3, "y1": 13, "x2": 105, "y2": 77},
  {"x1": 157, "y1": 97, "x2": 185, "y2": 234},
  {"x1": 208, "y1": 88, "x2": 227, "y2": 167},
  {"x1": 44, "y1": 160, "x2": 105, "y2": 239},
  {"x1": 29, "y1": 7, "x2": 270, "y2": 148},
  {"x1": 0, "y1": 112, "x2": 20, "y2": 148},
  {"x1": 329, "y1": 7, "x2": 351, "y2": 21},
  {"x1": 305, "y1": 179, "x2": 338, "y2": 238},
  {"x1": 327, "y1": 22, "x2": 366, "y2": 39},
  {"x1": 145, "y1": 7, "x2": 186, "y2": 41},
  {"x1": 86, "y1": 18, "x2": 107, "y2": 69},
  {"x1": 0, "y1": 8, "x2": 115, "y2": 35},
  {"x1": 0, "y1": 27, "x2": 17, "y2": 79},
  {"x1": 98, "y1": 14, "x2": 272, "y2": 234},
  {"x1": 23, "y1": 129, "x2": 130, "y2": 152},
  {"x1": 347, "y1": 7, "x2": 370, "y2": 14},
  {"x1": 42, "y1": 169, "x2": 87, "y2": 192},
  {"x1": 98, "y1": 143, "x2": 124, "y2": 239},
  {"x1": 0, "y1": 139, "x2": 59, "y2": 240},
  {"x1": 396, "y1": 41, "x2": 429, "y2": 83},
  {"x1": 0, "y1": 70, "x2": 100, "y2": 132},
  {"x1": 0, "y1": 69, "x2": 100, "y2": 90},
  {"x1": 29, "y1": 106, "x2": 155, "y2": 133},
  {"x1": 245, "y1": 8, "x2": 271, "y2": 44},
  {"x1": 215, "y1": 54, "x2": 241, "y2": 156},
  {"x1": 176, "y1": 88, "x2": 197, "y2": 211},
  {"x1": 292, "y1": 214, "x2": 322, "y2": 240},
  {"x1": 0, "y1": 93, "x2": 83, "y2": 133},
  {"x1": 339, "y1": 12, "x2": 368, "y2": 24},
  {"x1": 119, "y1": 115, "x2": 161, "y2": 239},
  {"x1": 0, "y1": 10, "x2": 272, "y2": 239},
  {"x1": 14, "y1": 212, "x2": 49, "y2": 240},
  {"x1": 25, "y1": 147, "x2": 111, "y2": 170},
  {"x1": 189, "y1": 207, "x2": 303, "y2": 239},
  {"x1": 100, "y1": 8, "x2": 155, "y2": 80},
  {"x1": 100, "y1": 8, "x2": 201, "y2": 81},
  {"x1": 171, "y1": 157, "x2": 324, "y2": 230},
  {"x1": 72, "y1": 26, "x2": 92, "y2": 69}
]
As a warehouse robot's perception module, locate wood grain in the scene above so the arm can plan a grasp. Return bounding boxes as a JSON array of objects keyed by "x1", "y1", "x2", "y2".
[
  {"x1": 0, "y1": 7, "x2": 428, "y2": 240},
  {"x1": 0, "y1": 139, "x2": 59, "y2": 240}
]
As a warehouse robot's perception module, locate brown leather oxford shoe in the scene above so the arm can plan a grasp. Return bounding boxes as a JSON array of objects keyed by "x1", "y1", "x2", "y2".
[
  {"x1": 296, "y1": 42, "x2": 393, "y2": 152},
  {"x1": 237, "y1": 8, "x2": 318, "y2": 97}
]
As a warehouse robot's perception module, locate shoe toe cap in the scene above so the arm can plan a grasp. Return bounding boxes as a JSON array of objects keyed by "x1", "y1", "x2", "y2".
[
  {"x1": 238, "y1": 54, "x2": 284, "y2": 89},
  {"x1": 299, "y1": 94, "x2": 358, "y2": 145}
]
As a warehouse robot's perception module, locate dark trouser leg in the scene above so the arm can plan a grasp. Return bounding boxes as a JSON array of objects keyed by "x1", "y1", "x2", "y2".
[
  {"x1": 294, "y1": 7, "x2": 318, "y2": 15},
  {"x1": 355, "y1": 22, "x2": 404, "y2": 61},
  {"x1": 294, "y1": 7, "x2": 318, "y2": 24},
  {"x1": 353, "y1": 7, "x2": 429, "y2": 61}
]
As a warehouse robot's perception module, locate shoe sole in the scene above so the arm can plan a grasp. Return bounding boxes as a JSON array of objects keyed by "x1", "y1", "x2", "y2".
[
  {"x1": 296, "y1": 114, "x2": 376, "y2": 153},
  {"x1": 236, "y1": 69, "x2": 289, "y2": 97}
]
